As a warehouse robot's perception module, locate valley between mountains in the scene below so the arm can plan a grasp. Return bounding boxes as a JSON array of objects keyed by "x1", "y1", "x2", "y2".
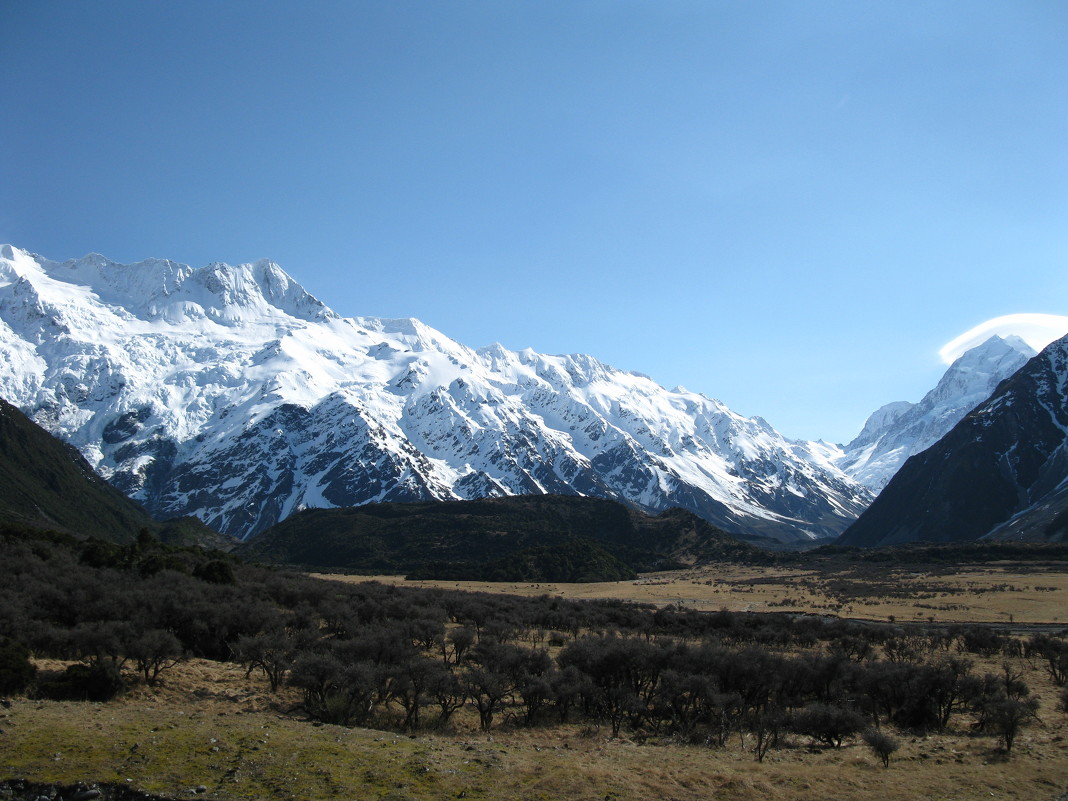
[{"x1": 3, "y1": 246, "x2": 1068, "y2": 801}]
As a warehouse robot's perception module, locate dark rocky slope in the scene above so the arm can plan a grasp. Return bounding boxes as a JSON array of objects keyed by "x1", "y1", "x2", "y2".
[{"x1": 839, "y1": 335, "x2": 1068, "y2": 547}]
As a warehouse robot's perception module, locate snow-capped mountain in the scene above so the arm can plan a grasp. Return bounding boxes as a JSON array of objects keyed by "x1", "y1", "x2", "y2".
[
  {"x1": 0, "y1": 246, "x2": 873, "y2": 544},
  {"x1": 839, "y1": 332, "x2": 1068, "y2": 546},
  {"x1": 833, "y1": 334, "x2": 1035, "y2": 490}
]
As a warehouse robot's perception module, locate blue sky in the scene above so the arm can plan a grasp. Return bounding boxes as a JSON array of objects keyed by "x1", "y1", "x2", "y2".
[{"x1": 3, "y1": 1, "x2": 1067, "y2": 443}]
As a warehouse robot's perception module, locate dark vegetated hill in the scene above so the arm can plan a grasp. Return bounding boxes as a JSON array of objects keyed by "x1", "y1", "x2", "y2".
[
  {"x1": 0, "y1": 398, "x2": 232, "y2": 549},
  {"x1": 239, "y1": 494, "x2": 772, "y2": 579},
  {"x1": 807, "y1": 539, "x2": 1068, "y2": 566},
  {"x1": 0, "y1": 397, "x2": 155, "y2": 542}
]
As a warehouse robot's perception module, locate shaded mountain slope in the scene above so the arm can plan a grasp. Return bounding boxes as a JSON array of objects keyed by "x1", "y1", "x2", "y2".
[
  {"x1": 0, "y1": 396, "x2": 230, "y2": 548},
  {"x1": 838, "y1": 335, "x2": 1068, "y2": 547},
  {"x1": 0, "y1": 396, "x2": 157, "y2": 542}
]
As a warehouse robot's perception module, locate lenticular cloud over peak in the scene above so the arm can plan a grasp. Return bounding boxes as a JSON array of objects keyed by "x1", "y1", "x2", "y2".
[{"x1": 939, "y1": 314, "x2": 1068, "y2": 365}]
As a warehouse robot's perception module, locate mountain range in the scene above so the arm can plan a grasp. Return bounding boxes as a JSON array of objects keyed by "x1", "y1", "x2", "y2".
[
  {"x1": 0, "y1": 245, "x2": 1047, "y2": 547},
  {"x1": 839, "y1": 332, "x2": 1068, "y2": 547}
]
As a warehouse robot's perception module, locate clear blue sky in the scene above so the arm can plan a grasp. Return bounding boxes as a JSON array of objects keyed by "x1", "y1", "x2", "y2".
[{"x1": 3, "y1": 1, "x2": 1067, "y2": 443}]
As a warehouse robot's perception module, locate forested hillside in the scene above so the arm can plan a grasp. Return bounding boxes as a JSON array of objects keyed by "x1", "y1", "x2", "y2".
[
  {"x1": 239, "y1": 495, "x2": 773, "y2": 580},
  {"x1": 0, "y1": 398, "x2": 228, "y2": 549}
]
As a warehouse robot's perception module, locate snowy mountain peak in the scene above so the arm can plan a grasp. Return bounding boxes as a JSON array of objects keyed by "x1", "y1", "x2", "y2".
[
  {"x1": 836, "y1": 334, "x2": 1036, "y2": 490},
  {"x1": 919, "y1": 335, "x2": 1036, "y2": 413},
  {"x1": 0, "y1": 246, "x2": 333, "y2": 327},
  {"x1": 949, "y1": 333, "x2": 1034, "y2": 370},
  {"x1": 186, "y1": 258, "x2": 333, "y2": 323},
  {"x1": 840, "y1": 332, "x2": 1068, "y2": 547},
  {"x1": 0, "y1": 246, "x2": 874, "y2": 545}
]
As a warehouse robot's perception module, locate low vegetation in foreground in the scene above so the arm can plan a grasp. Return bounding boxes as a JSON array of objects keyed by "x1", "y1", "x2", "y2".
[{"x1": 1, "y1": 523, "x2": 1067, "y2": 800}]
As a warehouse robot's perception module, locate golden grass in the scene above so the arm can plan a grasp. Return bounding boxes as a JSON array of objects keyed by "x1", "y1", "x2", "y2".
[
  {"x1": 3, "y1": 651, "x2": 1067, "y2": 801},
  {"x1": 319, "y1": 559, "x2": 1068, "y2": 625}
]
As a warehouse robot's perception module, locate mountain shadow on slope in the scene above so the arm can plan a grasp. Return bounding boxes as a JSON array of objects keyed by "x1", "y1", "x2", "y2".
[
  {"x1": 837, "y1": 335, "x2": 1068, "y2": 547},
  {"x1": 0, "y1": 397, "x2": 231, "y2": 548},
  {"x1": 239, "y1": 494, "x2": 772, "y2": 580}
]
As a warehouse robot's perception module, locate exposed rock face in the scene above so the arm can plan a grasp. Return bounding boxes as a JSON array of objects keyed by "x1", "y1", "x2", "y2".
[
  {"x1": 839, "y1": 334, "x2": 1068, "y2": 547},
  {"x1": 835, "y1": 335, "x2": 1035, "y2": 491}
]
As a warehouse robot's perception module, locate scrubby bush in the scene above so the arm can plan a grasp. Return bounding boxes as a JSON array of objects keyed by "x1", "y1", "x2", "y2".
[
  {"x1": 127, "y1": 628, "x2": 183, "y2": 685},
  {"x1": 194, "y1": 559, "x2": 236, "y2": 585},
  {"x1": 959, "y1": 626, "x2": 1005, "y2": 657},
  {"x1": 0, "y1": 639, "x2": 36, "y2": 695},
  {"x1": 1027, "y1": 635, "x2": 1068, "y2": 686},
  {"x1": 862, "y1": 727, "x2": 899, "y2": 767},
  {"x1": 985, "y1": 697, "x2": 1039, "y2": 752},
  {"x1": 36, "y1": 660, "x2": 124, "y2": 702},
  {"x1": 792, "y1": 702, "x2": 865, "y2": 748}
]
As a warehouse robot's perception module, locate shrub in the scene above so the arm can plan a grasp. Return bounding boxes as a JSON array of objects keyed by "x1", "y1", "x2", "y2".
[
  {"x1": 959, "y1": 626, "x2": 1004, "y2": 657},
  {"x1": 0, "y1": 639, "x2": 36, "y2": 695},
  {"x1": 986, "y1": 697, "x2": 1039, "y2": 752},
  {"x1": 792, "y1": 702, "x2": 866, "y2": 748},
  {"x1": 194, "y1": 559, "x2": 236, "y2": 585},
  {"x1": 862, "y1": 727, "x2": 899, "y2": 767},
  {"x1": 127, "y1": 629, "x2": 183, "y2": 686},
  {"x1": 36, "y1": 660, "x2": 124, "y2": 702},
  {"x1": 1027, "y1": 635, "x2": 1068, "y2": 686}
]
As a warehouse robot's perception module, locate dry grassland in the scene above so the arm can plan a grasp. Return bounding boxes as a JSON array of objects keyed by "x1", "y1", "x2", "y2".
[
  {"x1": 5, "y1": 562, "x2": 1068, "y2": 800},
  {"x1": 328, "y1": 559, "x2": 1068, "y2": 625},
  {"x1": 2, "y1": 655, "x2": 1067, "y2": 801}
]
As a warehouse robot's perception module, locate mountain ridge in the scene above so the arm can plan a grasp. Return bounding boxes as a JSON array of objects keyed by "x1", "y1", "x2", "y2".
[
  {"x1": 0, "y1": 245, "x2": 874, "y2": 545},
  {"x1": 832, "y1": 334, "x2": 1036, "y2": 490},
  {"x1": 3, "y1": 245, "x2": 1047, "y2": 549},
  {"x1": 837, "y1": 333, "x2": 1068, "y2": 547}
]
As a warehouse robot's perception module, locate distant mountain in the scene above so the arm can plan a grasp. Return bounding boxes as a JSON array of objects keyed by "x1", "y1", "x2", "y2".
[
  {"x1": 0, "y1": 396, "x2": 228, "y2": 547},
  {"x1": 838, "y1": 334, "x2": 1068, "y2": 547},
  {"x1": 834, "y1": 335, "x2": 1035, "y2": 490},
  {"x1": 238, "y1": 494, "x2": 772, "y2": 579},
  {"x1": 0, "y1": 245, "x2": 872, "y2": 545}
]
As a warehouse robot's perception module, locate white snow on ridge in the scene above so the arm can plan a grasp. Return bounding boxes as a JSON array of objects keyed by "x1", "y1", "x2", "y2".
[
  {"x1": 0, "y1": 245, "x2": 878, "y2": 542},
  {"x1": 836, "y1": 334, "x2": 1036, "y2": 490}
]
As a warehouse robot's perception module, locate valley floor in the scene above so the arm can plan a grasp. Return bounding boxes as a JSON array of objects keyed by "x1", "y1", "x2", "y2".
[
  {"x1": 332, "y1": 558, "x2": 1068, "y2": 626},
  {"x1": 5, "y1": 561, "x2": 1068, "y2": 801}
]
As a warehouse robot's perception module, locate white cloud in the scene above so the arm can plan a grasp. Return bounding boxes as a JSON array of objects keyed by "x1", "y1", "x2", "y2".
[{"x1": 939, "y1": 313, "x2": 1068, "y2": 364}]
